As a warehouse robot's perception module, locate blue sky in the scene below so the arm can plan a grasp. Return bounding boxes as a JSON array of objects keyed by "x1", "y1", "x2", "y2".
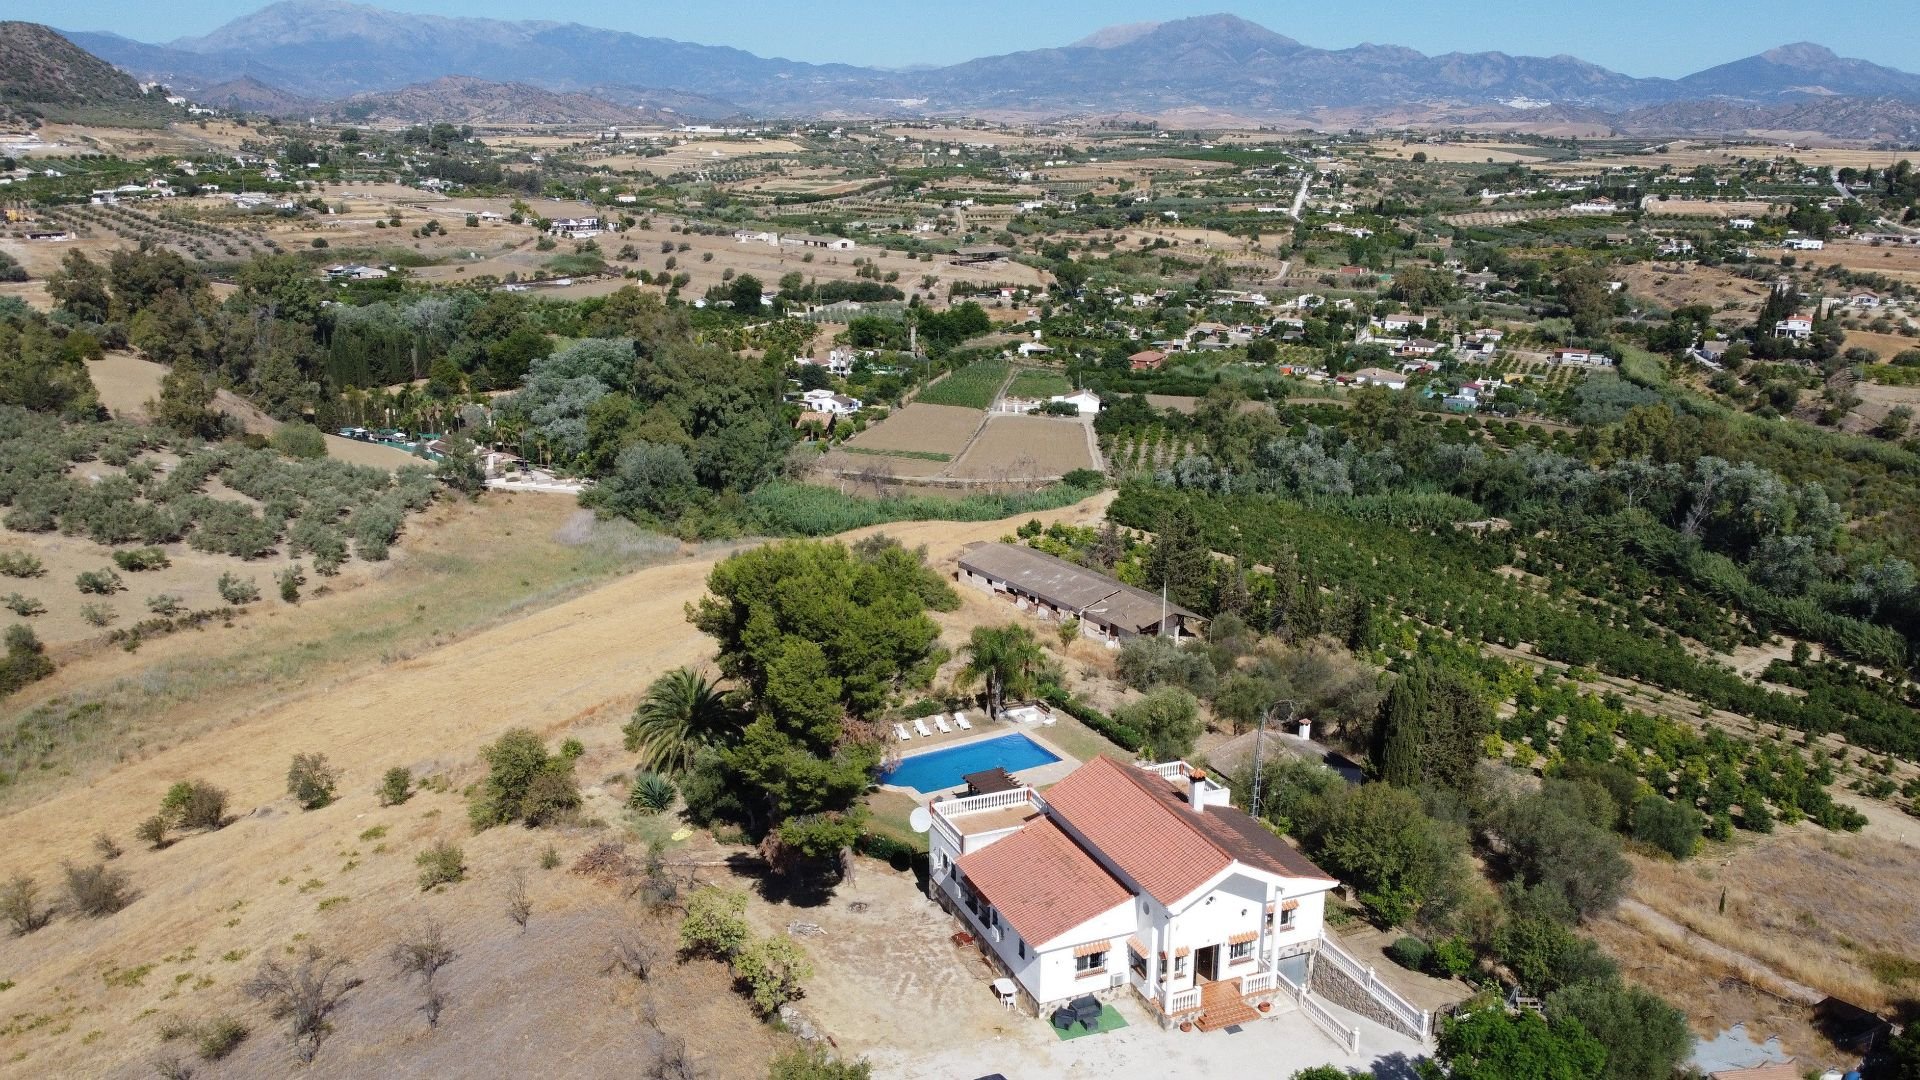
[{"x1": 27, "y1": 0, "x2": 1920, "y2": 78}]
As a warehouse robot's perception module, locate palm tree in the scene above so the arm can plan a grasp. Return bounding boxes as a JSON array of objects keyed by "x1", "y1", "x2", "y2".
[
  {"x1": 623, "y1": 668, "x2": 744, "y2": 774},
  {"x1": 955, "y1": 625, "x2": 1048, "y2": 720}
]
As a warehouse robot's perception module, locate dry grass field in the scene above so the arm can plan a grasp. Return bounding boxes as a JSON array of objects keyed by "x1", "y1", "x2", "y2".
[
  {"x1": 1641, "y1": 198, "x2": 1778, "y2": 219},
  {"x1": 833, "y1": 403, "x2": 982, "y2": 457},
  {"x1": 1366, "y1": 141, "x2": 1551, "y2": 164},
  {"x1": 0, "y1": 490, "x2": 1117, "y2": 1078},
  {"x1": 947, "y1": 415, "x2": 1095, "y2": 481},
  {"x1": 1618, "y1": 263, "x2": 1771, "y2": 319},
  {"x1": 1810, "y1": 241, "x2": 1920, "y2": 285},
  {"x1": 1592, "y1": 828, "x2": 1920, "y2": 1063}
]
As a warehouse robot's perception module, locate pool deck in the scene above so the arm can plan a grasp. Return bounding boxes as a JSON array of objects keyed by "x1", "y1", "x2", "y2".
[{"x1": 879, "y1": 723, "x2": 1080, "y2": 802}]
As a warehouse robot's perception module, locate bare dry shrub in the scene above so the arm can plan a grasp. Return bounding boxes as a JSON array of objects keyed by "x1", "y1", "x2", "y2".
[
  {"x1": 606, "y1": 930, "x2": 660, "y2": 982},
  {"x1": 64, "y1": 862, "x2": 134, "y2": 917},
  {"x1": 390, "y1": 917, "x2": 457, "y2": 983},
  {"x1": 503, "y1": 868, "x2": 532, "y2": 931},
  {"x1": 646, "y1": 1032, "x2": 704, "y2": 1080},
  {"x1": 243, "y1": 948, "x2": 359, "y2": 1064},
  {"x1": 151, "y1": 1053, "x2": 194, "y2": 1080},
  {"x1": 2, "y1": 874, "x2": 54, "y2": 935},
  {"x1": 571, "y1": 840, "x2": 635, "y2": 884}
]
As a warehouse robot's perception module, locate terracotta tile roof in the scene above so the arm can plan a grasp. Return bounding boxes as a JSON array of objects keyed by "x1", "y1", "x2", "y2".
[
  {"x1": 1042, "y1": 756, "x2": 1333, "y2": 906},
  {"x1": 954, "y1": 817, "x2": 1131, "y2": 948}
]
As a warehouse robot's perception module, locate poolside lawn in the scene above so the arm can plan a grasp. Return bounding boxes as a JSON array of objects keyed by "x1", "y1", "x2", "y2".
[{"x1": 1054, "y1": 1003, "x2": 1129, "y2": 1040}]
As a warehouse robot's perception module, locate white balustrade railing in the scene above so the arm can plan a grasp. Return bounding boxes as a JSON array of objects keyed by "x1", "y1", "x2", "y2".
[
  {"x1": 1298, "y1": 990, "x2": 1362, "y2": 1055},
  {"x1": 1316, "y1": 935, "x2": 1430, "y2": 1039},
  {"x1": 1167, "y1": 986, "x2": 1202, "y2": 1014}
]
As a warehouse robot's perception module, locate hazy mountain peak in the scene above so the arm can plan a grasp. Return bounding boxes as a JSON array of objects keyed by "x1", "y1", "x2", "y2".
[
  {"x1": 1073, "y1": 21, "x2": 1162, "y2": 50},
  {"x1": 1760, "y1": 41, "x2": 1840, "y2": 66}
]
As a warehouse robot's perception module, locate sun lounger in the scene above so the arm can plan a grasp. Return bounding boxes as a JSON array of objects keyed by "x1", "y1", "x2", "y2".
[
  {"x1": 1041, "y1": 709, "x2": 1056, "y2": 726},
  {"x1": 894, "y1": 723, "x2": 912, "y2": 742},
  {"x1": 953, "y1": 711, "x2": 973, "y2": 731},
  {"x1": 934, "y1": 714, "x2": 952, "y2": 733},
  {"x1": 914, "y1": 718, "x2": 933, "y2": 738}
]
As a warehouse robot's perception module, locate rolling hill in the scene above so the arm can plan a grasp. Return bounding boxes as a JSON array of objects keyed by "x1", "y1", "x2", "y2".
[{"x1": 0, "y1": 20, "x2": 178, "y2": 125}]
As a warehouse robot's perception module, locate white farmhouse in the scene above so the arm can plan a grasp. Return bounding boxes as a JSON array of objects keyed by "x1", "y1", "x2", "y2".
[
  {"x1": 799, "y1": 388, "x2": 862, "y2": 415},
  {"x1": 929, "y1": 756, "x2": 1428, "y2": 1038}
]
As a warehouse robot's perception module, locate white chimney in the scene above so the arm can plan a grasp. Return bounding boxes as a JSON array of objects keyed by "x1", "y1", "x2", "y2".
[
  {"x1": 1187, "y1": 768, "x2": 1209, "y2": 812},
  {"x1": 1297, "y1": 719, "x2": 1312, "y2": 741}
]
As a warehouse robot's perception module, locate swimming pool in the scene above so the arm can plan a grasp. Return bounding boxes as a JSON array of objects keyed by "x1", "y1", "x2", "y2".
[{"x1": 878, "y1": 732, "x2": 1062, "y2": 794}]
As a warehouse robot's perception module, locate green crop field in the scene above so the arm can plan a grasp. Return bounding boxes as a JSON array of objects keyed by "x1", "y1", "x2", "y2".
[
  {"x1": 1005, "y1": 369, "x2": 1073, "y2": 400},
  {"x1": 916, "y1": 360, "x2": 1010, "y2": 410}
]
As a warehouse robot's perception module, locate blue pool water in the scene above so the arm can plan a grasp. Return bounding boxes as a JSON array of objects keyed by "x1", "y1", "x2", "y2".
[{"x1": 879, "y1": 732, "x2": 1061, "y2": 794}]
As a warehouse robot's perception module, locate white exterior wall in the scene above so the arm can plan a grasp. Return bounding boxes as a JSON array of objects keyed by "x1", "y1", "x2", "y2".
[{"x1": 1022, "y1": 904, "x2": 1137, "y2": 1005}]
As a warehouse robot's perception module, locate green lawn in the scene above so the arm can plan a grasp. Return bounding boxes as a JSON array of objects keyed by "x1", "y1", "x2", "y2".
[{"x1": 1006, "y1": 369, "x2": 1073, "y2": 400}]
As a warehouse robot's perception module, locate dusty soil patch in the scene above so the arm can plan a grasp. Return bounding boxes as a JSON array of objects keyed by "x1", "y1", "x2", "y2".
[{"x1": 947, "y1": 415, "x2": 1095, "y2": 480}]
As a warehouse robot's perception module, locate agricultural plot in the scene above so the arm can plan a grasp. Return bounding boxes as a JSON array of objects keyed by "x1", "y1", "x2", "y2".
[
  {"x1": 947, "y1": 415, "x2": 1095, "y2": 481},
  {"x1": 821, "y1": 403, "x2": 983, "y2": 477},
  {"x1": 916, "y1": 360, "x2": 1010, "y2": 410},
  {"x1": 1003, "y1": 369, "x2": 1073, "y2": 400},
  {"x1": 1102, "y1": 423, "x2": 1205, "y2": 477}
]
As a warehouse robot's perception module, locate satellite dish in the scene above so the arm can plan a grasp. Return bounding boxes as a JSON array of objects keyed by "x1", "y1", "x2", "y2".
[{"x1": 908, "y1": 806, "x2": 933, "y2": 834}]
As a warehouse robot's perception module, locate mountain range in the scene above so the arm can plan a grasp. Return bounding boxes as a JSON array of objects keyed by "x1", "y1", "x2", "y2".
[{"x1": 37, "y1": 2, "x2": 1920, "y2": 138}]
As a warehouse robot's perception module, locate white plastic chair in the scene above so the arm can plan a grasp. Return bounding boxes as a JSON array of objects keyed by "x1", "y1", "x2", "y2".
[
  {"x1": 894, "y1": 723, "x2": 912, "y2": 742},
  {"x1": 934, "y1": 714, "x2": 952, "y2": 734},
  {"x1": 914, "y1": 718, "x2": 933, "y2": 738},
  {"x1": 954, "y1": 711, "x2": 973, "y2": 731}
]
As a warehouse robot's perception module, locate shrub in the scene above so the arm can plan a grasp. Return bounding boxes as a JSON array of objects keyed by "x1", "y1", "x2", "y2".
[
  {"x1": 769, "y1": 1046, "x2": 874, "y2": 1080},
  {"x1": 1386, "y1": 935, "x2": 1432, "y2": 971},
  {"x1": 112, "y1": 547, "x2": 171, "y2": 572},
  {"x1": 1112, "y1": 686, "x2": 1202, "y2": 761},
  {"x1": 469, "y1": 728, "x2": 579, "y2": 829},
  {"x1": 733, "y1": 934, "x2": 812, "y2": 1017},
  {"x1": 1, "y1": 624, "x2": 56, "y2": 694},
  {"x1": 1430, "y1": 935, "x2": 1476, "y2": 979},
  {"x1": 79, "y1": 602, "x2": 117, "y2": 626},
  {"x1": 539, "y1": 845, "x2": 562, "y2": 870},
  {"x1": 0, "y1": 551, "x2": 45, "y2": 578},
  {"x1": 2, "y1": 593, "x2": 45, "y2": 616},
  {"x1": 277, "y1": 562, "x2": 306, "y2": 603},
  {"x1": 390, "y1": 917, "x2": 457, "y2": 985},
  {"x1": 270, "y1": 425, "x2": 327, "y2": 460},
  {"x1": 628, "y1": 772, "x2": 677, "y2": 814},
  {"x1": 286, "y1": 753, "x2": 339, "y2": 810},
  {"x1": 76, "y1": 568, "x2": 125, "y2": 595},
  {"x1": 378, "y1": 767, "x2": 413, "y2": 806},
  {"x1": 136, "y1": 814, "x2": 169, "y2": 848},
  {"x1": 1631, "y1": 794, "x2": 1705, "y2": 860},
  {"x1": 93, "y1": 831, "x2": 123, "y2": 860},
  {"x1": 605, "y1": 930, "x2": 658, "y2": 980},
  {"x1": 415, "y1": 840, "x2": 466, "y2": 890},
  {"x1": 195, "y1": 1016, "x2": 249, "y2": 1061},
  {"x1": 2, "y1": 874, "x2": 54, "y2": 935},
  {"x1": 146, "y1": 593, "x2": 185, "y2": 616},
  {"x1": 64, "y1": 861, "x2": 134, "y2": 917},
  {"x1": 160, "y1": 780, "x2": 229, "y2": 831},
  {"x1": 503, "y1": 868, "x2": 531, "y2": 930},
  {"x1": 216, "y1": 573, "x2": 260, "y2": 605},
  {"x1": 678, "y1": 886, "x2": 750, "y2": 960}
]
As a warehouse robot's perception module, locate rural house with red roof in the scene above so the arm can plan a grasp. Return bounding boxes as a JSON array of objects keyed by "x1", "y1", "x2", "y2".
[{"x1": 927, "y1": 755, "x2": 1426, "y2": 1040}]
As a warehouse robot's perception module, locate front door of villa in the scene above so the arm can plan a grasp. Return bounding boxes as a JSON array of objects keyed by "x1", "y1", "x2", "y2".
[{"x1": 1194, "y1": 944, "x2": 1219, "y2": 982}]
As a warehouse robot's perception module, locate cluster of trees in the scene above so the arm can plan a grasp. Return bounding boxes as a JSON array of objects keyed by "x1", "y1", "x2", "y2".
[{"x1": 634, "y1": 537, "x2": 956, "y2": 869}]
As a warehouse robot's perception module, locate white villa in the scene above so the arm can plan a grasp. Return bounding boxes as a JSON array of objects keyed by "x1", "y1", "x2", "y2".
[{"x1": 928, "y1": 755, "x2": 1429, "y2": 1042}]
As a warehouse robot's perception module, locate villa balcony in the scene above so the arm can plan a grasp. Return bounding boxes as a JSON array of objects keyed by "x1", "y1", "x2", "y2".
[{"x1": 929, "y1": 787, "x2": 1047, "y2": 855}]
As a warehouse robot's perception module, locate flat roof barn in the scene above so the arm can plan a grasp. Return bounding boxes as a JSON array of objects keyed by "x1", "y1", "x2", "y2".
[{"x1": 955, "y1": 542, "x2": 1205, "y2": 645}]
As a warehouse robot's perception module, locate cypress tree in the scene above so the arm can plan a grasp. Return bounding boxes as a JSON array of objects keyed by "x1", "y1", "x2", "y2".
[{"x1": 1376, "y1": 663, "x2": 1429, "y2": 788}]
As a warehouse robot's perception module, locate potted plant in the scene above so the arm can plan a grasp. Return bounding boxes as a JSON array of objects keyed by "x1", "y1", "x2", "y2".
[
  {"x1": 1257, "y1": 1000, "x2": 1273, "y2": 1013},
  {"x1": 1178, "y1": 1020, "x2": 1193, "y2": 1033}
]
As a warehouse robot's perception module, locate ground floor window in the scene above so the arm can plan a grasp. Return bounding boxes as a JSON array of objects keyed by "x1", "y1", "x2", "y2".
[{"x1": 1229, "y1": 940, "x2": 1253, "y2": 964}]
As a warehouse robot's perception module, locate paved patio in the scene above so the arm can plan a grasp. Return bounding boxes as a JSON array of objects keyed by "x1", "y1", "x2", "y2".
[
  {"x1": 867, "y1": 992, "x2": 1427, "y2": 1080},
  {"x1": 788, "y1": 866, "x2": 1428, "y2": 1080}
]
